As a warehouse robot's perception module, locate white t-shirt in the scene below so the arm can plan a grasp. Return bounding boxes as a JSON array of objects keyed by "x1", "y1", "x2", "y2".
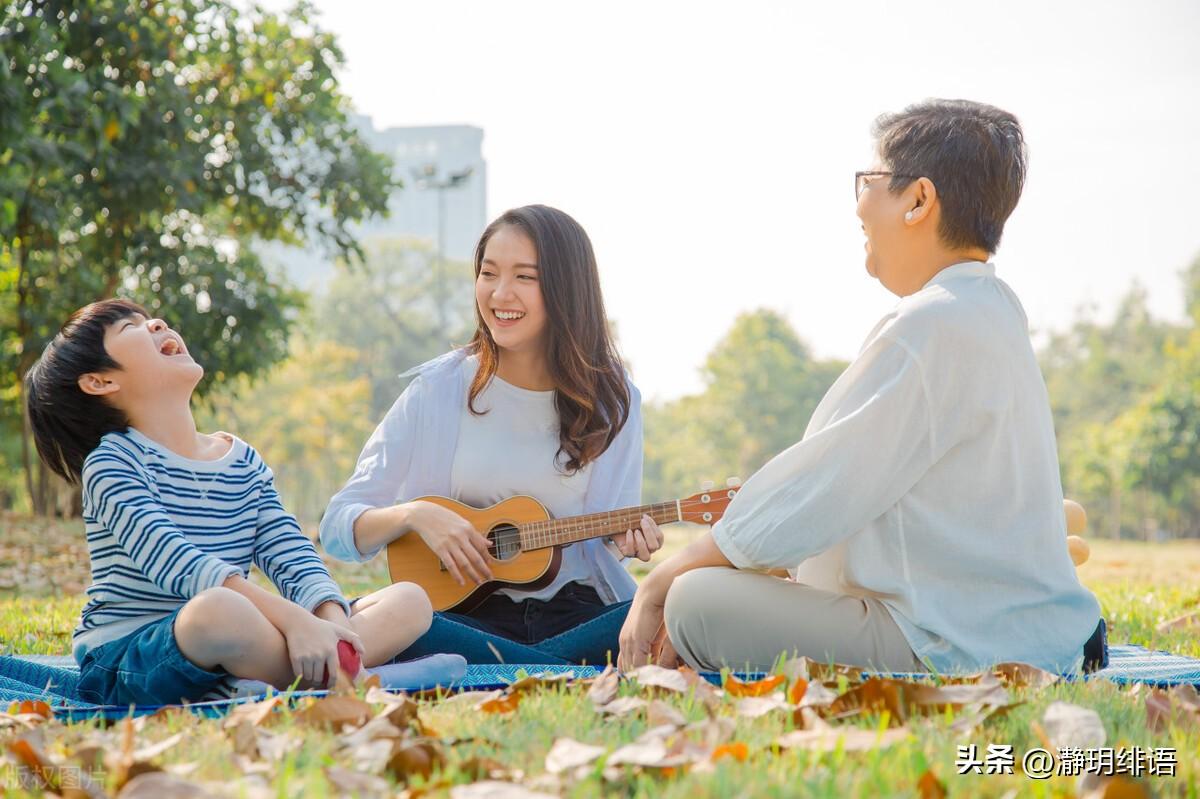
[{"x1": 449, "y1": 361, "x2": 596, "y2": 601}]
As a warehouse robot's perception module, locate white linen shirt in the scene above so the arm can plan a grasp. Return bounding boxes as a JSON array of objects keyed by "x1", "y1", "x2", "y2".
[
  {"x1": 710, "y1": 262, "x2": 1102, "y2": 674},
  {"x1": 319, "y1": 350, "x2": 643, "y2": 605}
]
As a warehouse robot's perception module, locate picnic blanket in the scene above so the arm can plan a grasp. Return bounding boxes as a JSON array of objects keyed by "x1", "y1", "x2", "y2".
[{"x1": 3, "y1": 644, "x2": 1198, "y2": 721}]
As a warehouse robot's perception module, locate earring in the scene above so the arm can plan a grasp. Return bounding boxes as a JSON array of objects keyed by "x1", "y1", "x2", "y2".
[{"x1": 904, "y1": 211, "x2": 914, "y2": 221}]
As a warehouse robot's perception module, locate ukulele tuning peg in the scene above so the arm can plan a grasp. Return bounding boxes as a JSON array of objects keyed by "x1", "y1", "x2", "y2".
[
  {"x1": 700, "y1": 480, "x2": 715, "y2": 492},
  {"x1": 726, "y1": 477, "x2": 742, "y2": 488}
]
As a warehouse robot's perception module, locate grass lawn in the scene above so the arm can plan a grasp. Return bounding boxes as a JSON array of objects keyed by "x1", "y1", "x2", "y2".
[{"x1": 2, "y1": 514, "x2": 1198, "y2": 797}]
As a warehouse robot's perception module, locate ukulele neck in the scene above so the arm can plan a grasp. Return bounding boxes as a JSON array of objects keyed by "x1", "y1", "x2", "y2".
[{"x1": 518, "y1": 501, "x2": 682, "y2": 551}]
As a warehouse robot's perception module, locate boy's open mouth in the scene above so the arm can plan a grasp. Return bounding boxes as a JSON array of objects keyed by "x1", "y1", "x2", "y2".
[{"x1": 159, "y1": 336, "x2": 185, "y2": 357}]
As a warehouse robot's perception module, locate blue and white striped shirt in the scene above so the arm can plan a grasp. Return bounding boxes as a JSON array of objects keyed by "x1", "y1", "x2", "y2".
[{"x1": 73, "y1": 428, "x2": 348, "y2": 662}]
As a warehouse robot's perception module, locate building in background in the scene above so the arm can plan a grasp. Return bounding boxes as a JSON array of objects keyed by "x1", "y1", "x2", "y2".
[
  {"x1": 267, "y1": 116, "x2": 488, "y2": 292},
  {"x1": 355, "y1": 118, "x2": 487, "y2": 262}
]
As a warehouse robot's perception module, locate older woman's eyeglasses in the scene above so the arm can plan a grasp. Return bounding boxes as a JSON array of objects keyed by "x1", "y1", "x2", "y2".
[{"x1": 855, "y1": 170, "x2": 918, "y2": 201}]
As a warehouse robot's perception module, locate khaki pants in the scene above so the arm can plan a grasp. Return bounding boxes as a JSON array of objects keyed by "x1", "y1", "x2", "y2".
[{"x1": 664, "y1": 567, "x2": 925, "y2": 673}]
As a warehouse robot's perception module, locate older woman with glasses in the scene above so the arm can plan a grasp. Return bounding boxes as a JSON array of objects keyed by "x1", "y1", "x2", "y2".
[{"x1": 618, "y1": 99, "x2": 1105, "y2": 677}]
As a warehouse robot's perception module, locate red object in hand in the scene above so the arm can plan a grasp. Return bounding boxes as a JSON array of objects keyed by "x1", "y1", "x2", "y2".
[
  {"x1": 338, "y1": 640, "x2": 362, "y2": 676},
  {"x1": 322, "y1": 640, "x2": 362, "y2": 686}
]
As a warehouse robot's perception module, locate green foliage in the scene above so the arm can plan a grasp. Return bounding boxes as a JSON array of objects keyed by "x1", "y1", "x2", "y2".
[
  {"x1": 644, "y1": 309, "x2": 846, "y2": 501},
  {"x1": 0, "y1": 0, "x2": 394, "y2": 512},
  {"x1": 196, "y1": 334, "x2": 377, "y2": 524},
  {"x1": 314, "y1": 237, "x2": 475, "y2": 419},
  {"x1": 1041, "y1": 279, "x2": 1190, "y2": 535},
  {"x1": 193, "y1": 238, "x2": 475, "y2": 524}
]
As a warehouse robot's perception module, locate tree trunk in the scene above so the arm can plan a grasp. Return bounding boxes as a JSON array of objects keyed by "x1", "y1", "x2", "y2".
[{"x1": 14, "y1": 206, "x2": 47, "y2": 515}]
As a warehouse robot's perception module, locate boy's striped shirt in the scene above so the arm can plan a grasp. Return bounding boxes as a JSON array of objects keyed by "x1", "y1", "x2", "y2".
[{"x1": 74, "y1": 428, "x2": 348, "y2": 662}]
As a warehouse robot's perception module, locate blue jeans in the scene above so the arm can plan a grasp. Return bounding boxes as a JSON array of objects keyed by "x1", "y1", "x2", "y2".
[
  {"x1": 76, "y1": 610, "x2": 229, "y2": 705},
  {"x1": 399, "y1": 582, "x2": 631, "y2": 666}
]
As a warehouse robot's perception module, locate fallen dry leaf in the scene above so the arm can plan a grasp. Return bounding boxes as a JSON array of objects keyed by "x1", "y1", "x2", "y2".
[
  {"x1": 132, "y1": 731, "x2": 185, "y2": 762},
  {"x1": 449, "y1": 781, "x2": 559, "y2": 799},
  {"x1": 5, "y1": 699, "x2": 52, "y2": 720},
  {"x1": 646, "y1": 699, "x2": 687, "y2": 728},
  {"x1": 1079, "y1": 773, "x2": 1154, "y2": 799},
  {"x1": 386, "y1": 738, "x2": 446, "y2": 784},
  {"x1": 781, "y1": 657, "x2": 864, "y2": 683},
  {"x1": 828, "y1": 678, "x2": 909, "y2": 724},
  {"x1": 457, "y1": 755, "x2": 516, "y2": 782},
  {"x1": 907, "y1": 679, "x2": 1011, "y2": 712},
  {"x1": 365, "y1": 687, "x2": 425, "y2": 733},
  {"x1": 295, "y1": 694, "x2": 374, "y2": 729},
  {"x1": 545, "y1": 737, "x2": 606, "y2": 774},
  {"x1": 118, "y1": 771, "x2": 213, "y2": 798},
  {"x1": 627, "y1": 664, "x2": 690, "y2": 694},
  {"x1": 916, "y1": 769, "x2": 948, "y2": 799},
  {"x1": 948, "y1": 701, "x2": 1025, "y2": 736},
  {"x1": 607, "y1": 736, "x2": 673, "y2": 768},
  {"x1": 1041, "y1": 701, "x2": 1106, "y2": 749},
  {"x1": 587, "y1": 665, "x2": 620, "y2": 707},
  {"x1": 597, "y1": 696, "x2": 648, "y2": 717},
  {"x1": 507, "y1": 672, "x2": 573, "y2": 693},
  {"x1": 711, "y1": 742, "x2": 749, "y2": 762},
  {"x1": 231, "y1": 721, "x2": 259, "y2": 758},
  {"x1": 798, "y1": 680, "x2": 838, "y2": 708},
  {"x1": 993, "y1": 662, "x2": 1060, "y2": 688},
  {"x1": 5, "y1": 736, "x2": 58, "y2": 792},
  {"x1": 723, "y1": 673, "x2": 786, "y2": 698},
  {"x1": 735, "y1": 695, "x2": 791, "y2": 719},
  {"x1": 325, "y1": 765, "x2": 391, "y2": 796},
  {"x1": 678, "y1": 666, "x2": 723, "y2": 711},
  {"x1": 828, "y1": 676, "x2": 1012, "y2": 726},
  {"x1": 775, "y1": 726, "x2": 911, "y2": 752},
  {"x1": 788, "y1": 677, "x2": 809, "y2": 705},
  {"x1": 1155, "y1": 608, "x2": 1200, "y2": 634},
  {"x1": 477, "y1": 692, "x2": 521, "y2": 714},
  {"x1": 441, "y1": 690, "x2": 505, "y2": 705},
  {"x1": 222, "y1": 696, "x2": 283, "y2": 729},
  {"x1": 1145, "y1": 685, "x2": 1200, "y2": 731},
  {"x1": 110, "y1": 717, "x2": 163, "y2": 790}
]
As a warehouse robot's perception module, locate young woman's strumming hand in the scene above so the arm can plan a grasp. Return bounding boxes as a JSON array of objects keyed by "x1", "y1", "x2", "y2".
[{"x1": 403, "y1": 500, "x2": 494, "y2": 586}]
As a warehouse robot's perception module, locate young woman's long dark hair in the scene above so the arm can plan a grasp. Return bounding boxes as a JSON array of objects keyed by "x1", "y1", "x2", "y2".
[{"x1": 466, "y1": 205, "x2": 631, "y2": 474}]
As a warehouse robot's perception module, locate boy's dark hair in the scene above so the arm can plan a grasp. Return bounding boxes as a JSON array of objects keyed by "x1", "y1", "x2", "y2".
[
  {"x1": 24, "y1": 299, "x2": 149, "y2": 484},
  {"x1": 873, "y1": 99, "x2": 1027, "y2": 254}
]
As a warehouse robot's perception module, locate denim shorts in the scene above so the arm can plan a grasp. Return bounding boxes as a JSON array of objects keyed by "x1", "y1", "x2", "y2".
[{"x1": 77, "y1": 609, "x2": 230, "y2": 706}]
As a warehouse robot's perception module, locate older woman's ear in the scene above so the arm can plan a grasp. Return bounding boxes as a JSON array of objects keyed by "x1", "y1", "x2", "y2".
[{"x1": 903, "y1": 178, "x2": 937, "y2": 226}]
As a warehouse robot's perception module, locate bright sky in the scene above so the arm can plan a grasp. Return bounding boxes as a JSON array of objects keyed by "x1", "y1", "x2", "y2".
[{"x1": 290, "y1": 0, "x2": 1200, "y2": 401}]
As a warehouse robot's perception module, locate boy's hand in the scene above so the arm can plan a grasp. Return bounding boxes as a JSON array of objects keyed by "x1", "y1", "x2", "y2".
[{"x1": 280, "y1": 611, "x2": 364, "y2": 688}]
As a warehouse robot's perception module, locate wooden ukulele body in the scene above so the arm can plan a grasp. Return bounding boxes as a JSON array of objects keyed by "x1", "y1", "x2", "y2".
[
  {"x1": 385, "y1": 486, "x2": 739, "y2": 613},
  {"x1": 386, "y1": 495, "x2": 562, "y2": 613}
]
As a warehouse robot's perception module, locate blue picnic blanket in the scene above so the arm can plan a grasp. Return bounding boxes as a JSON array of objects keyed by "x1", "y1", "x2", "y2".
[{"x1": 3, "y1": 644, "x2": 1198, "y2": 720}]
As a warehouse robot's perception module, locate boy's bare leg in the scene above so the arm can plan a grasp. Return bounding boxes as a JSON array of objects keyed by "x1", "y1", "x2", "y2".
[
  {"x1": 347, "y1": 582, "x2": 434, "y2": 667},
  {"x1": 174, "y1": 586, "x2": 304, "y2": 688}
]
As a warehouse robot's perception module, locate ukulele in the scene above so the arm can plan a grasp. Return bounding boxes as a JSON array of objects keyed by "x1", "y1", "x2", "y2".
[{"x1": 386, "y1": 480, "x2": 742, "y2": 612}]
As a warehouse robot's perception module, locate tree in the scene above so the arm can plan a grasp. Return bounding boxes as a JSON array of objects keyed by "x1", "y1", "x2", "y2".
[
  {"x1": 1124, "y1": 328, "x2": 1200, "y2": 537},
  {"x1": 313, "y1": 237, "x2": 475, "y2": 420},
  {"x1": 643, "y1": 309, "x2": 846, "y2": 502},
  {"x1": 1, "y1": 0, "x2": 395, "y2": 512},
  {"x1": 196, "y1": 334, "x2": 376, "y2": 525}
]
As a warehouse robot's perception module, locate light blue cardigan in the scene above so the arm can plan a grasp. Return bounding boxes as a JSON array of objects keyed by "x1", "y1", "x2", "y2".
[{"x1": 319, "y1": 350, "x2": 642, "y2": 605}]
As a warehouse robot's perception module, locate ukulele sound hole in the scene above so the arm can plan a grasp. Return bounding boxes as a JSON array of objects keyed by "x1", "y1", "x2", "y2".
[{"x1": 488, "y1": 524, "x2": 522, "y2": 562}]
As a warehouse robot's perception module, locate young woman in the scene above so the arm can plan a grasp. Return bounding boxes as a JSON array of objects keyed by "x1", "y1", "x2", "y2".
[
  {"x1": 24, "y1": 299, "x2": 433, "y2": 706},
  {"x1": 321, "y1": 205, "x2": 663, "y2": 666}
]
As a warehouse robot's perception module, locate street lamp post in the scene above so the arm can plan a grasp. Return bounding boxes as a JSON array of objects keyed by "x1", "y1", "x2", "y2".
[{"x1": 412, "y1": 164, "x2": 474, "y2": 339}]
